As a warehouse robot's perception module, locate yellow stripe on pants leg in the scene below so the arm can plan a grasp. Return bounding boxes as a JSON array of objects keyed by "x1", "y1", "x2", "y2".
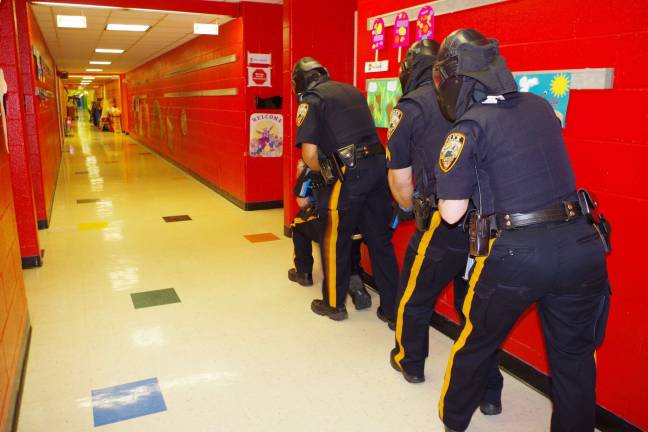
[
  {"x1": 394, "y1": 212, "x2": 442, "y2": 367},
  {"x1": 439, "y1": 238, "x2": 496, "y2": 421},
  {"x1": 323, "y1": 170, "x2": 345, "y2": 308}
]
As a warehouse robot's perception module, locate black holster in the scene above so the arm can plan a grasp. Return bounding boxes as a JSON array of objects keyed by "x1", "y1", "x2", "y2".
[
  {"x1": 468, "y1": 211, "x2": 493, "y2": 257},
  {"x1": 412, "y1": 193, "x2": 434, "y2": 232},
  {"x1": 319, "y1": 155, "x2": 345, "y2": 185},
  {"x1": 577, "y1": 189, "x2": 612, "y2": 253},
  {"x1": 321, "y1": 143, "x2": 357, "y2": 183}
]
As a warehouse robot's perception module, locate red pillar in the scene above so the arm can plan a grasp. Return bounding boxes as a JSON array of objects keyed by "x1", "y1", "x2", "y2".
[
  {"x1": 14, "y1": 0, "x2": 48, "y2": 229},
  {"x1": 0, "y1": 0, "x2": 42, "y2": 267},
  {"x1": 282, "y1": 0, "x2": 357, "y2": 230}
]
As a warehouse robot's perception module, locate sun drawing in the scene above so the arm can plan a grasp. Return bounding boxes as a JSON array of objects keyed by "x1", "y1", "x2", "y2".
[{"x1": 550, "y1": 74, "x2": 570, "y2": 98}]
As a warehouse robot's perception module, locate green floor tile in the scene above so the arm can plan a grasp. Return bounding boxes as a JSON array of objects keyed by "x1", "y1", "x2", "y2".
[{"x1": 131, "y1": 288, "x2": 181, "y2": 309}]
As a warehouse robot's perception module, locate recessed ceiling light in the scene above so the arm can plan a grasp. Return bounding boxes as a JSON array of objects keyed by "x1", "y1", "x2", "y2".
[
  {"x1": 106, "y1": 23, "x2": 150, "y2": 32},
  {"x1": 194, "y1": 23, "x2": 219, "y2": 35},
  {"x1": 68, "y1": 75, "x2": 95, "y2": 79},
  {"x1": 90, "y1": 61, "x2": 111, "y2": 65},
  {"x1": 86, "y1": 68, "x2": 103, "y2": 72},
  {"x1": 56, "y1": 15, "x2": 87, "y2": 29},
  {"x1": 33, "y1": 2, "x2": 119, "y2": 9},
  {"x1": 95, "y1": 48, "x2": 124, "y2": 54}
]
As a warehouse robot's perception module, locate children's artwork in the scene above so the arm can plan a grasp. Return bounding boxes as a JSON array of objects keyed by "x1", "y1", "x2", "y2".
[
  {"x1": 513, "y1": 71, "x2": 572, "y2": 127},
  {"x1": 416, "y1": 6, "x2": 434, "y2": 41},
  {"x1": 393, "y1": 12, "x2": 410, "y2": 48},
  {"x1": 371, "y1": 18, "x2": 386, "y2": 59},
  {"x1": 366, "y1": 78, "x2": 402, "y2": 128},
  {"x1": 393, "y1": 12, "x2": 410, "y2": 63},
  {"x1": 250, "y1": 113, "x2": 283, "y2": 157}
]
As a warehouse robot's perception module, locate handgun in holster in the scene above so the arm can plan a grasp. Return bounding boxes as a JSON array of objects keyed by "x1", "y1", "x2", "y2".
[
  {"x1": 319, "y1": 154, "x2": 345, "y2": 185},
  {"x1": 577, "y1": 189, "x2": 612, "y2": 253},
  {"x1": 468, "y1": 210, "x2": 493, "y2": 257},
  {"x1": 412, "y1": 193, "x2": 434, "y2": 232}
]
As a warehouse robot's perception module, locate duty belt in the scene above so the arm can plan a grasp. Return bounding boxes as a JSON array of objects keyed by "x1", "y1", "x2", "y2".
[
  {"x1": 494, "y1": 201, "x2": 582, "y2": 230},
  {"x1": 353, "y1": 142, "x2": 385, "y2": 159}
]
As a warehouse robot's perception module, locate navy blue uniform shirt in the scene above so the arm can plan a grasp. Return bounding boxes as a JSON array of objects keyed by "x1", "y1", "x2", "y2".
[
  {"x1": 435, "y1": 92, "x2": 576, "y2": 215},
  {"x1": 387, "y1": 85, "x2": 452, "y2": 197},
  {"x1": 295, "y1": 80, "x2": 379, "y2": 156}
]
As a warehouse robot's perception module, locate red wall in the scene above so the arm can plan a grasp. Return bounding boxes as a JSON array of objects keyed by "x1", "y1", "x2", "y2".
[
  {"x1": 281, "y1": 0, "x2": 357, "y2": 227},
  {"x1": 0, "y1": 136, "x2": 28, "y2": 430},
  {"x1": 0, "y1": 1, "x2": 33, "y2": 428},
  {"x1": 25, "y1": 4, "x2": 62, "y2": 226},
  {"x1": 0, "y1": 0, "x2": 40, "y2": 261},
  {"x1": 357, "y1": 0, "x2": 648, "y2": 429},
  {"x1": 125, "y1": 2, "x2": 283, "y2": 207}
]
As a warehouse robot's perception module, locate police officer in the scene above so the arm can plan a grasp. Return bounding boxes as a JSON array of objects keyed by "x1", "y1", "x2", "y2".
[
  {"x1": 289, "y1": 161, "x2": 371, "y2": 310},
  {"x1": 292, "y1": 57, "x2": 399, "y2": 325},
  {"x1": 432, "y1": 29, "x2": 611, "y2": 432},
  {"x1": 386, "y1": 39, "x2": 503, "y2": 414}
]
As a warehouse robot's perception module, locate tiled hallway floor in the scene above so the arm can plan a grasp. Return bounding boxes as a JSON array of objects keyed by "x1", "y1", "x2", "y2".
[{"x1": 18, "y1": 118, "x2": 555, "y2": 431}]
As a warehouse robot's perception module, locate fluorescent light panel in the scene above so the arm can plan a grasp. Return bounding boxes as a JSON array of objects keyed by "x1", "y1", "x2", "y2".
[
  {"x1": 194, "y1": 23, "x2": 218, "y2": 35},
  {"x1": 90, "y1": 61, "x2": 111, "y2": 65},
  {"x1": 106, "y1": 23, "x2": 150, "y2": 32},
  {"x1": 95, "y1": 48, "x2": 124, "y2": 54},
  {"x1": 56, "y1": 15, "x2": 87, "y2": 29},
  {"x1": 86, "y1": 69, "x2": 103, "y2": 72}
]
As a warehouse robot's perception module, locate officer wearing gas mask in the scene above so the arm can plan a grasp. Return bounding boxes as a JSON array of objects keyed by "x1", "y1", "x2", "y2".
[
  {"x1": 385, "y1": 38, "x2": 503, "y2": 415},
  {"x1": 292, "y1": 57, "x2": 399, "y2": 325},
  {"x1": 289, "y1": 161, "x2": 371, "y2": 311},
  {"x1": 432, "y1": 29, "x2": 611, "y2": 432}
]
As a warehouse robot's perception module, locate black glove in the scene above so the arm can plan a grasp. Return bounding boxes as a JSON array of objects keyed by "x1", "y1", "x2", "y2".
[{"x1": 393, "y1": 201, "x2": 414, "y2": 221}]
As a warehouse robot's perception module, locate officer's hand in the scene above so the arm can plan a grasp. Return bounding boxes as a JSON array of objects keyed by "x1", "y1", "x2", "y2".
[
  {"x1": 399, "y1": 206, "x2": 415, "y2": 221},
  {"x1": 296, "y1": 196, "x2": 311, "y2": 208}
]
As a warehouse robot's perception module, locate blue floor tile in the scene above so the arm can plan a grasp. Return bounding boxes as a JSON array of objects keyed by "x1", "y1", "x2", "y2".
[{"x1": 92, "y1": 377, "x2": 167, "y2": 427}]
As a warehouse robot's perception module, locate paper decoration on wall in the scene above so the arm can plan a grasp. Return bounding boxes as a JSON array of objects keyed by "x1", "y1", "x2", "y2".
[
  {"x1": 152, "y1": 100, "x2": 164, "y2": 138},
  {"x1": 371, "y1": 18, "x2": 386, "y2": 62},
  {"x1": 393, "y1": 12, "x2": 410, "y2": 63},
  {"x1": 416, "y1": 6, "x2": 434, "y2": 41},
  {"x1": 248, "y1": 67, "x2": 272, "y2": 87},
  {"x1": 249, "y1": 113, "x2": 283, "y2": 157},
  {"x1": 0, "y1": 69, "x2": 8, "y2": 153},
  {"x1": 513, "y1": 71, "x2": 572, "y2": 127},
  {"x1": 181, "y1": 109, "x2": 188, "y2": 136},
  {"x1": 247, "y1": 52, "x2": 272, "y2": 65},
  {"x1": 366, "y1": 78, "x2": 402, "y2": 128},
  {"x1": 166, "y1": 115, "x2": 175, "y2": 151}
]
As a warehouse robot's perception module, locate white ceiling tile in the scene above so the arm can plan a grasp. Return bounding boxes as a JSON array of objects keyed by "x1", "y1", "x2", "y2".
[{"x1": 29, "y1": 4, "x2": 227, "y2": 74}]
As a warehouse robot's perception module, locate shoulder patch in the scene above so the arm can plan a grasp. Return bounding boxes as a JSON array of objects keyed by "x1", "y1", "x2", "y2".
[
  {"x1": 387, "y1": 109, "x2": 403, "y2": 140},
  {"x1": 439, "y1": 132, "x2": 466, "y2": 173},
  {"x1": 296, "y1": 103, "x2": 310, "y2": 127}
]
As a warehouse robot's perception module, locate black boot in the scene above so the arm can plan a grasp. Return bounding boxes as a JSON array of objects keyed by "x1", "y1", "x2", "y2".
[
  {"x1": 288, "y1": 268, "x2": 313, "y2": 286},
  {"x1": 348, "y1": 274, "x2": 371, "y2": 310},
  {"x1": 376, "y1": 307, "x2": 396, "y2": 330},
  {"x1": 479, "y1": 401, "x2": 502, "y2": 415},
  {"x1": 310, "y1": 299, "x2": 348, "y2": 321},
  {"x1": 389, "y1": 348, "x2": 425, "y2": 383}
]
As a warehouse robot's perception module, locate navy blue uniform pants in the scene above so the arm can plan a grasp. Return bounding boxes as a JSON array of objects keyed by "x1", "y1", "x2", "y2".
[
  {"x1": 393, "y1": 212, "x2": 503, "y2": 402},
  {"x1": 291, "y1": 213, "x2": 362, "y2": 275},
  {"x1": 439, "y1": 218, "x2": 610, "y2": 432},
  {"x1": 316, "y1": 155, "x2": 399, "y2": 313}
]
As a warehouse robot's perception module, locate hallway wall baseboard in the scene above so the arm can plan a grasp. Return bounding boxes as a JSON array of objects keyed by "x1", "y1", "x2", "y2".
[
  {"x1": 129, "y1": 137, "x2": 283, "y2": 212},
  {"x1": 7, "y1": 317, "x2": 31, "y2": 432},
  {"x1": 21, "y1": 256, "x2": 41, "y2": 269}
]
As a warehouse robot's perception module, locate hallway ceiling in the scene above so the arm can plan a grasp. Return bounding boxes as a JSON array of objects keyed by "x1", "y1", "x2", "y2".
[{"x1": 30, "y1": 3, "x2": 233, "y2": 75}]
